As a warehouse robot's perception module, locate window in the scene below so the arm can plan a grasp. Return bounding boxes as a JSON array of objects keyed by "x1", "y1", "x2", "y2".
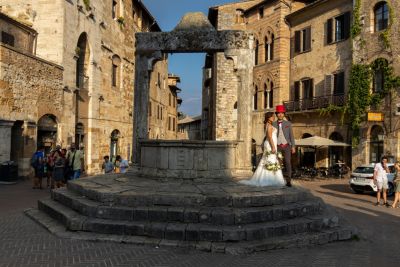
[
  {"x1": 235, "y1": 9, "x2": 244, "y2": 24},
  {"x1": 333, "y1": 72, "x2": 345, "y2": 95},
  {"x1": 149, "y1": 101, "x2": 152, "y2": 117},
  {"x1": 157, "y1": 73, "x2": 161, "y2": 88},
  {"x1": 375, "y1": 2, "x2": 389, "y2": 32},
  {"x1": 264, "y1": 34, "x2": 274, "y2": 62},
  {"x1": 173, "y1": 118, "x2": 176, "y2": 131},
  {"x1": 327, "y1": 12, "x2": 351, "y2": 44},
  {"x1": 111, "y1": 55, "x2": 121, "y2": 87},
  {"x1": 1, "y1": 31, "x2": 15, "y2": 47},
  {"x1": 294, "y1": 27, "x2": 311, "y2": 53},
  {"x1": 169, "y1": 93, "x2": 171, "y2": 106},
  {"x1": 374, "y1": 68, "x2": 385, "y2": 93},
  {"x1": 173, "y1": 95, "x2": 176, "y2": 108},
  {"x1": 255, "y1": 40, "x2": 259, "y2": 65},
  {"x1": 269, "y1": 82, "x2": 274, "y2": 108},
  {"x1": 168, "y1": 117, "x2": 171, "y2": 131},
  {"x1": 253, "y1": 86, "x2": 258, "y2": 110},
  {"x1": 112, "y1": 0, "x2": 117, "y2": 19},
  {"x1": 258, "y1": 7, "x2": 264, "y2": 19},
  {"x1": 302, "y1": 79, "x2": 314, "y2": 99}
]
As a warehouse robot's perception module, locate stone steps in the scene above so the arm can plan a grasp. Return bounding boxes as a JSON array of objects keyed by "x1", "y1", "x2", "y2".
[
  {"x1": 25, "y1": 208, "x2": 356, "y2": 254},
  {"x1": 51, "y1": 188, "x2": 324, "y2": 225},
  {"x1": 38, "y1": 198, "x2": 339, "y2": 242},
  {"x1": 67, "y1": 181, "x2": 313, "y2": 208}
]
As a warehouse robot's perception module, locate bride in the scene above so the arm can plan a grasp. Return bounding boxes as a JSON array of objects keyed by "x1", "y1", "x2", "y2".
[{"x1": 240, "y1": 112, "x2": 285, "y2": 187}]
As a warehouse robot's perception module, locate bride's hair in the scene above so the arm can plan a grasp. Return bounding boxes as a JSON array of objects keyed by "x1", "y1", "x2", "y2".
[{"x1": 263, "y1": 112, "x2": 274, "y2": 124}]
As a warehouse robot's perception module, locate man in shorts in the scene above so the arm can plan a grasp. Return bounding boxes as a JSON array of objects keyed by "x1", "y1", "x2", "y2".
[{"x1": 373, "y1": 156, "x2": 390, "y2": 207}]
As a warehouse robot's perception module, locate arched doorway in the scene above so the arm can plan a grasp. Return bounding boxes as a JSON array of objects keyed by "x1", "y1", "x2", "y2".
[
  {"x1": 75, "y1": 123, "x2": 85, "y2": 150},
  {"x1": 370, "y1": 125, "x2": 384, "y2": 163},
  {"x1": 329, "y1": 132, "x2": 344, "y2": 167},
  {"x1": 37, "y1": 114, "x2": 57, "y2": 154},
  {"x1": 300, "y1": 133, "x2": 314, "y2": 167},
  {"x1": 110, "y1": 130, "x2": 121, "y2": 162}
]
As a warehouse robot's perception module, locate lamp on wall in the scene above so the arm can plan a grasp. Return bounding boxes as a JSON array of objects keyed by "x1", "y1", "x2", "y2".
[
  {"x1": 99, "y1": 95, "x2": 105, "y2": 102},
  {"x1": 377, "y1": 133, "x2": 385, "y2": 141}
]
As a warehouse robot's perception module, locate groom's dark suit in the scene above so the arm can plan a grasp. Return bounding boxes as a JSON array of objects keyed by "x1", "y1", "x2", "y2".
[{"x1": 272, "y1": 120, "x2": 295, "y2": 184}]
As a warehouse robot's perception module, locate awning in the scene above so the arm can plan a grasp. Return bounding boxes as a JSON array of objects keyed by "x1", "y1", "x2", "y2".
[{"x1": 295, "y1": 136, "x2": 350, "y2": 147}]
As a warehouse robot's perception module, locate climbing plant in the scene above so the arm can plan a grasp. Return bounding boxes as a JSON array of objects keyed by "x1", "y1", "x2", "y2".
[
  {"x1": 83, "y1": 0, "x2": 91, "y2": 11},
  {"x1": 351, "y1": 0, "x2": 362, "y2": 38},
  {"x1": 379, "y1": 2, "x2": 394, "y2": 49}
]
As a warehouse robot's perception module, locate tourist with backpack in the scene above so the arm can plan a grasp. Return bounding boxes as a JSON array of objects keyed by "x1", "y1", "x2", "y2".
[
  {"x1": 31, "y1": 146, "x2": 45, "y2": 189},
  {"x1": 66, "y1": 143, "x2": 85, "y2": 180}
]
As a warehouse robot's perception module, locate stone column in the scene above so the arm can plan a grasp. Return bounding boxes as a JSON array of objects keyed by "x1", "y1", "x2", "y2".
[
  {"x1": 0, "y1": 120, "x2": 14, "y2": 163},
  {"x1": 132, "y1": 51, "x2": 162, "y2": 164},
  {"x1": 224, "y1": 47, "x2": 254, "y2": 175}
]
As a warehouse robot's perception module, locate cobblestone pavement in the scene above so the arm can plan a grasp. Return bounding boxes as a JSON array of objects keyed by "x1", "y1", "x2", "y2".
[{"x1": 0, "y1": 178, "x2": 399, "y2": 267}]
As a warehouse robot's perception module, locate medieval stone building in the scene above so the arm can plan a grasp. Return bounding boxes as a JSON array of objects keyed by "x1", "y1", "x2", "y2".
[
  {"x1": 351, "y1": 0, "x2": 400, "y2": 167},
  {"x1": 0, "y1": 13, "x2": 63, "y2": 177},
  {"x1": 0, "y1": 0, "x2": 169, "y2": 174},
  {"x1": 285, "y1": 0, "x2": 353, "y2": 167}
]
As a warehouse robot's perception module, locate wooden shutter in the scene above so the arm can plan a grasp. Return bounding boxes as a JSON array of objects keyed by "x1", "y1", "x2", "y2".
[
  {"x1": 336, "y1": 72, "x2": 345, "y2": 94},
  {"x1": 310, "y1": 79, "x2": 314, "y2": 98},
  {"x1": 304, "y1": 27, "x2": 311, "y2": 51},
  {"x1": 294, "y1": 81, "x2": 300, "y2": 101},
  {"x1": 324, "y1": 75, "x2": 333, "y2": 96},
  {"x1": 294, "y1": 31, "x2": 301, "y2": 53},
  {"x1": 327, "y1": 19, "x2": 333, "y2": 44},
  {"x1": 343, "y1": 12, "x2": 351, "y2": 40}
]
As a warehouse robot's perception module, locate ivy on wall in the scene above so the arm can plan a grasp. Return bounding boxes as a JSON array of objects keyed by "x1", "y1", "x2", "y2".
[
  {"x1": 351, "y1": 0, "x2": 362, "y2": 38},
  {"x1": 83, "y1": 0, "x2": 91, "y2": 11},
  {"x1": 380, "y1": 2, "x2": 394, "y2": 49}
]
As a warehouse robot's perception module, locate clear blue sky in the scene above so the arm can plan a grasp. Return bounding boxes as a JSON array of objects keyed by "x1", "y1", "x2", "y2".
[{"x1": 142, "y1": 0, "x2": 235, "y2": 116}]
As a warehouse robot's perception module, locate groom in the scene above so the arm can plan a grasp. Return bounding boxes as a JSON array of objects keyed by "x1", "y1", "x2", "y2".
[{"x1": 273, "y1": 105, "x2": 296, "y2": 187}]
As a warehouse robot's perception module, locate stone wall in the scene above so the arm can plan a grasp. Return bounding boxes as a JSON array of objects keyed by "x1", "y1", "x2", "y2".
[
  {"x1": 140, "y1": 140, "x2": 238, "y2": 178},
  {"x1": 0, "y1": 44, "x2": 63, "y2": 175},
  {"x1": 0, "y1": 13, "x2": 36, "y2": 53},
  {"x1": 0, "y1": 0, "x2": 163, "y2": 174}
]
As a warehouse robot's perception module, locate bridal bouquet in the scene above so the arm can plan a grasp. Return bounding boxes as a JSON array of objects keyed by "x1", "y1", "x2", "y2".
[
  {"x1": 264, "y1": 161, "x2": 281, "y2": 172},
  {"x1": 263, "y1": 151, "x2": 284, "y2": 172}
]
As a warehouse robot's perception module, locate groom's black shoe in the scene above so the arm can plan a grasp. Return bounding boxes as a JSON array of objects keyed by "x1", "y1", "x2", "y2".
[{"x1": 286, "y1": 182, "x2": 292, "y2": 187}]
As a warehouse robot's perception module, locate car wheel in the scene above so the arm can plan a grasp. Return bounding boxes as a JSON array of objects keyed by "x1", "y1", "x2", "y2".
[{"x1": 387, "y1": 183, "x2": 395, "y2": 197}]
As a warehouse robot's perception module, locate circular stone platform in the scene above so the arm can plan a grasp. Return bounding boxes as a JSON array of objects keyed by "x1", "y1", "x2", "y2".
[{"x1": 26, "y1": 174, "x2": 357, "y2": 254}]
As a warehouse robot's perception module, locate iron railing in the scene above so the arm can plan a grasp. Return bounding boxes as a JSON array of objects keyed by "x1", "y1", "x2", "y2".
[{"x1": 283, "y1": 94, "x2": 345, "y2": 112}]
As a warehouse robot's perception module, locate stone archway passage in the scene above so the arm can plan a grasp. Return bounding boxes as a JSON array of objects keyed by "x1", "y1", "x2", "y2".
[{"x1": 133, "y1": 13, "x2": 255, "y2": 178}]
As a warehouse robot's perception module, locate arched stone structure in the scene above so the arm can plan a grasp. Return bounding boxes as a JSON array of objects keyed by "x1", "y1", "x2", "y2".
[{"x1": 133, "y1": 13, "x2": 254, "y2": 178}]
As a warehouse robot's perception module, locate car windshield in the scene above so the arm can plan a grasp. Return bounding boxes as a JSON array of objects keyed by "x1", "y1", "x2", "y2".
[{"x1": 353, "y1": 167, "x2": 374, "y2": 174}]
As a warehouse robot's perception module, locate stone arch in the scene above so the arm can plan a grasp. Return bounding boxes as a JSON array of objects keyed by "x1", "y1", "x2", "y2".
[
  {"x1": 76, "y1": 32, "x2": 91, "y2": 89},
  {"x1": 110, "y1": 129, "x2": 121, "y2": 162},
  {"x1": 37, "y1": 114, "x2": 58, "y2": 154},
  {"x1": 133, "y1": 13, "x2": 254, "y2": 175}
]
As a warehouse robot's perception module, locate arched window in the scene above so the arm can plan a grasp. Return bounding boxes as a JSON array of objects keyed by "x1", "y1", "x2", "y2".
[
  {"x1": 373, "y1": 59, "x2": 388, "y2": 93},
  {"x1": 374, "y1": 2, "x2": 389, "y2": 32},
  {"x1": 76, "y1": 33, "x2": 90, "y2": 89},
  {"x1": 264, "y1": 34, "x2": 275, "y2": 62},
  {"x1": 269, "y1": 81, "x2": 274, "y2": 108},
  {"x1": 255, "y1": 40, "x2": 259, "y2": 65},
  {"x1": 253, "y1": 86, "x2": 258, "y2": 110},
  {"x1": 112, "y1": 55, "x2": 121, "y2": 88}
]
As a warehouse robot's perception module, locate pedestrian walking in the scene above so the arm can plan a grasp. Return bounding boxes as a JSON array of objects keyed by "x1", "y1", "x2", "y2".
[
  {"x1": 66, "y1": 143, "x2": 85, "y2": 180},
  {"x1": 30, "y1": 146, "x2": 45, "y2": 189},
  {"x1": 52, "y1": 147, "x2": 66, "y2": 188},
  {"x1": 115, "y1": 155, "x2": 129, "y2": 174},
  {"x1": 102, "y1": 156, "x2": 114, "y2": 173},
  {"x1": 373, "y1": 156, "x2": 390, "y2": 207},
  {"x1": 391, "y1": 161, "x2": 400, "y2": 208}
]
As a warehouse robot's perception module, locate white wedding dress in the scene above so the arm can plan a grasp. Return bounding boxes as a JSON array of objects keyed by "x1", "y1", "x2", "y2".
[{"x1": 240, "y1": 127, "x2": 285, "y2": 187}]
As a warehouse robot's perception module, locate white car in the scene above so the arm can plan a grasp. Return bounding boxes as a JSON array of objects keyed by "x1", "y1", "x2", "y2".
[{"x1": 349, "y1": 163, "x2": 396, "y2": 196}]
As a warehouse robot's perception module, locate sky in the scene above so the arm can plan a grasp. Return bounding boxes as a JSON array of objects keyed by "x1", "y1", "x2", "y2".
[{"x1": 142, "y1": 0, "x2": 235, "y2": 116}]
